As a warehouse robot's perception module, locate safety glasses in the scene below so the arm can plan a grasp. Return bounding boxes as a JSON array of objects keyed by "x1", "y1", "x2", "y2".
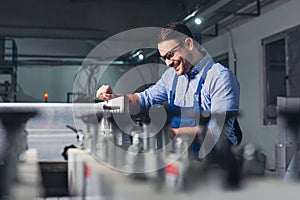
[{"x1": 160, "y1": 43, "x2": 181, "y2": 62}]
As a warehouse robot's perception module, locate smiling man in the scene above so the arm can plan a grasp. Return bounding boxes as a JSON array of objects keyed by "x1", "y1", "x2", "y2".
[{"x1": 96, "y1": 21, "x2": 242, "y2": 188}]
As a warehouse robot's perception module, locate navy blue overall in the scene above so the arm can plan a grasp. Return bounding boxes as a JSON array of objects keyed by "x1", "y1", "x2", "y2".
[{"x1": 168, "y1": 61, "x2": 215, "y2": 155}]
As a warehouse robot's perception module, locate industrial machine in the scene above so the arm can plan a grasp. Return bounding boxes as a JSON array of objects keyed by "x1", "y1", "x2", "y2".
[
  {"x1": 0, "y1": 97, "x2": 211, "y2": 198},
  {"x1": 0, "y1": 96, "x2": 298, "y2": 199}
]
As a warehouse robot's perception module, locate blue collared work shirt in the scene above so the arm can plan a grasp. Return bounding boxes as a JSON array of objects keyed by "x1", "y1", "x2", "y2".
[{"x1": 136, "y1": 54, "x2": 240, "y2": 145}]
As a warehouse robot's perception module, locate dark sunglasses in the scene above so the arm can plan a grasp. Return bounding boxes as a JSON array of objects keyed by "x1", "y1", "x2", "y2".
[{"x1": 160, "y1": 43, "x2": 181, "y2": 62}]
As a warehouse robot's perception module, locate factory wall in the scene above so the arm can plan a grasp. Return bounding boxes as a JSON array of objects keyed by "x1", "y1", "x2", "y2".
[
  {"x1": 14, "y1": 38, "x2": 167, "y2": 102},
  {"x1": 203, "y1": 0, "x2": 299, "y2": 169},
  {"x1": 14, "y1": 38, "x2": 94, "y2": 102},
  {"x1": 16, "y1": 60, "x2": 165, "y2": 103},
  {"x1": 17, "y1": 66, "x2": 79, "y2": 102}
]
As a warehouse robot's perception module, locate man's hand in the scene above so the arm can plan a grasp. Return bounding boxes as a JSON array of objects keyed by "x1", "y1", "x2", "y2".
[
  {"x1": 168, "y1": 126, "x2": 200, "y2": 139},
  {"x1": 95, "y1": 85, "x2": 141, "y2": 115},
  {"x1": 96, "y1": 85, "x2": 115, "y2": 101}
]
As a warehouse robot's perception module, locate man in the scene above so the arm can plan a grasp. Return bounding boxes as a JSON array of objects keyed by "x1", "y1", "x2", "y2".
[{"x1": 96, "y1": 21, "x2": 241, "y2": 187}]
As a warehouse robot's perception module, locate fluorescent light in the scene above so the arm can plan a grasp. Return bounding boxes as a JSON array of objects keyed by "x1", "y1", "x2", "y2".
[{"x1": 183, "y1": 10, "x2": 198, "y2": 22}]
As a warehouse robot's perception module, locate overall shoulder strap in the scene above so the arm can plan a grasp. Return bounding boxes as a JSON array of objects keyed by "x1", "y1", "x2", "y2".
[
  {"x1": 169, "y1": 74, "x2": 178, "y2": 105},
  {"x1": 194, "y1": 61, "x2": 215, "y2": 108},
  {"x1": 195, "y1": 61, "x2": 215, "y2": 94},
  {"x1": 171, "y1": 74, "x2": 178, "y2": 92}
]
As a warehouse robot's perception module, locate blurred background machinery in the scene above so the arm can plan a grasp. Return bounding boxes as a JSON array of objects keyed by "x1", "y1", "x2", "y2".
[{"x1": 0, "y1": 39, "x2": 18, "y2": 102}]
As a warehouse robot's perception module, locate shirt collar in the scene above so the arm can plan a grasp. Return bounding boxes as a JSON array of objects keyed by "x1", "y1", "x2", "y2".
[
  {"x1": 187, "y1": 67, "x2": 199, "y2": 79},
  {"x1": 187, "y1": 54, "x2": 213, "y2": 79},
  {"x1": 194, "y1": 53, "x2": 213, "y2": 73}
]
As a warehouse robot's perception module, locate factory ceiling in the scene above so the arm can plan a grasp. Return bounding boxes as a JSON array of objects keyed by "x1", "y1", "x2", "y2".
[
  {"x1": 0, "y1": 0, "x2": 279, "y2": 65},
  {"x1": 0, "y1": 0, "x2": 196, "y2": 41},
  {"x1": 0, "y1": 0, "x2": 278, "y2": 41}
]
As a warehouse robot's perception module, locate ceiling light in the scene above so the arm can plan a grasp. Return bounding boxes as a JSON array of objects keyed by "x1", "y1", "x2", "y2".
[
  {"x1": 138, "y1": 54, "x2": 144, "y2": 60},
  {"x1": 194, "y1": 17, "x2": 202, "y2": 25}
]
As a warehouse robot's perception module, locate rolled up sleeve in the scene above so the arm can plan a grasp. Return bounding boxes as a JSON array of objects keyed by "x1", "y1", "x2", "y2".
[{"x1": 135, "y1": 70, "x2": 172, "y2": 110}]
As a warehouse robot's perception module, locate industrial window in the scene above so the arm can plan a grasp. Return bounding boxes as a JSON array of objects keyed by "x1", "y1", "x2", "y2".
[
  {"x1": 263, "y1": 24, "x2": 300, "y2": 125},
  {"x1": 262, "y1": 34, "x2": 287, "y2": 125}
]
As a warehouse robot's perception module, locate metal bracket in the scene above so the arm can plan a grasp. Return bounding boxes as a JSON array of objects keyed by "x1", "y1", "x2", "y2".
[
  {"x1": 201, "y1": 24, "x2": 219, "y2": 37},
  {"x1": 234, "y1": 0, "x2": 261, "y2": 17}
]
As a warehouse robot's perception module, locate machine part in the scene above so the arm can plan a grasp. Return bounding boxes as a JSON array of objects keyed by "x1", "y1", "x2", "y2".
[
  {"x1": 97, "y1": 96, "x2": 125, "y2": 113},
  {"x1": 241, "y1": 144, "x2": 266, "y2": 176},
  {"x1": 66, "y1": 125, "x2": 85, "y2": 149},
  {"x1": 95, "y1": 130, "x2": 107, "y2": 162},
  {"x1": 174, "y1": 137, "x2": 183, "y2": 155},
  {"x1": 61, "y1": 144, "x2": 77, "y2": 160},
  {"x1": 0, "y1": 106, "x2": 38, "y2": 197},
  {"x1": 283, "y1": 150, "x2": 300, "y2": 182},
  {"x1": 142, "y1": 123, "x2": 149, "y2": 151},
  {"x1": 164, "y1": 136, "x2": 195, "y2": 191},
  {"x1": 124, "y1": 135, "x2": 141, "y2": 174},
  {"x1": 164, "y1": 153, "x2": 195, "y2": 191},
  {"x1": 275, "y1": 144, "x2": 293, "y2": 176},
  {"x1": 243, "y1": 143, "x2": 256, "y2": 161}
]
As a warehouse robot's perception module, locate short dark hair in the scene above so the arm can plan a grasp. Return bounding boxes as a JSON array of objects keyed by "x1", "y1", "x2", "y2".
[{"x1": 158, "y1": 21, "x2": 194, "y2": 43}]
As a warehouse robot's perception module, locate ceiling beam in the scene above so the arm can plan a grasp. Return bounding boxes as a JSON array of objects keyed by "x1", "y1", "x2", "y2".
[{"x1": 0, "y1": 25, "x2": 109, "y2": 40}]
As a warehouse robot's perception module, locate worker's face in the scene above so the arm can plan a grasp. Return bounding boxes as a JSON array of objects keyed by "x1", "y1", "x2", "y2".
[{"x1": 158, "y1": 39, "x2": 192, "y2": 76}]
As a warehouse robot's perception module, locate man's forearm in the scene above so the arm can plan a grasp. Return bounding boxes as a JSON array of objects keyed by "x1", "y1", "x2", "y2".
[{"x1": 124, "y1": 94, "x2": 141, "y2": 115}]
